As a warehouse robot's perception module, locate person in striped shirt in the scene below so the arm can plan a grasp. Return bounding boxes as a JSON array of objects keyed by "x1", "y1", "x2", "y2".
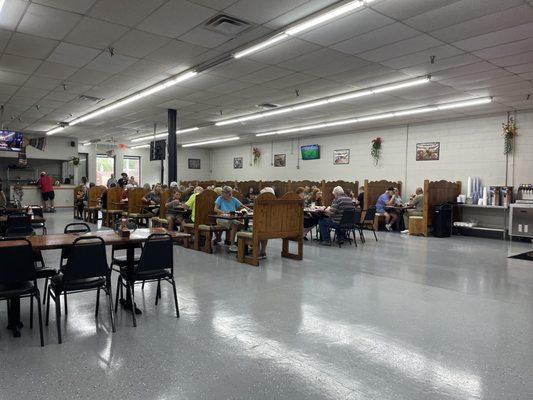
[{"x1": 319, "y1": 186, "x2": 355, "y2": 246}]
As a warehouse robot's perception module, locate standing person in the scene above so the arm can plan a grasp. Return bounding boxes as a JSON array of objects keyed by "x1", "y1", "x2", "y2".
[
  {"x1": 106, "y1": 173, "x2": 117, "y2": 188},
  {"x1": 0, "y1": 177, "x2": 6, "y2": 207},
  {"x1": 318, "y1": 186, "x2": 355, "y2": 246},
  {"x1": 214, "y1": 186, "x2": 251, "y2": 253},
  {"x1": 401, "y1": 188, "x2": 424, "y2": 234},
  {"x1": 128, "y1": 176, "x2": 138, "y2": 187},
  {"x1": 38, "y1": 171, "x2": 55, "y2": 212},
  {"x1": 376, "y1": 187, "x2": 398, "y2": 231},
  {"x1": 117, "y1": 173, "x2": 128, "y2": 188}
]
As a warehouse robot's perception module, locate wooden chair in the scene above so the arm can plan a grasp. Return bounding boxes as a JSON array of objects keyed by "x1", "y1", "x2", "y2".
[
  {"x1": 151, "y1": 190, "x2": 171, "y2": 228},
  {"x1": 102, "y1": 187, "x2": 123, "y2": 227},
  {"x1": 83, "y1": 185, "x2": 106, "y2": 223},
  {"x1": 236, "y1": 192, "x2": 304, "y2": 267},
  {"x1": 73, "y1": 185, "x2": 84, "y2": 219},
  {"x1": 122, "y1": 188, "x2": 151, "y2": 226}
]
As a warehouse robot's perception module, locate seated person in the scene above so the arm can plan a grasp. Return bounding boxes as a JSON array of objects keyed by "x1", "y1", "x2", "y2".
[
  {"x1": 121, "y1": 184, "x2": 133, "y2": 201},
  {"x1": 392, "y1": 188, "x2": 403, "y2": 206},
  {"x1": 308, "y1": 188, "x2": 323, "y2": 207},
  {"x1": 180, "y1": 186, "x2": 203, "y2": 229},
  {"x1": 142, "y1": 183, "x2": 163, "y2": 215},
  {"x1": 214, "y1": 186, "x2": 251, "y2": 253},
  {"x1": 376, "y1": 187, "x2": 398, "y2": 231},
  {"x1": 297, "y1": 187, "x2": 319, "y2": 240},
  {"x1": 401, "y1": 188, "x2": 424, "y2": 234},
  {"x1": 319, "y1": 186, "x2": 355, "y2": 246},
  {"x1": 356, "y1": 187, "x2": 364, "y2": 208},
  {"x1": 75, "y1": 185, "x2": 88, "y2": 219},
  {"x1": 243, "y1": 186, "x2": 257, "y2": 205},
  {"x1": 165, "y1": 190, "x2": 183, "y2": 230}
]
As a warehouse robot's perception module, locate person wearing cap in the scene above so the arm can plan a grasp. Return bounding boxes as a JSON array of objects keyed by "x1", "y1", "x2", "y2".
[
  {"x1": 117, "y1": 172, "x2": 129, "y2": 188},
  {"x1": 318, "y1": 186, "x2": 354, "y2": 246},
  {"x1": 376, "y1": 187, "x2": 398, "y2": 231},
  {"x1": 214, "y1": 185, "x2": 251, "y2": 252},
  {"x1": 38, "y1": 171, "x2": 55, "y2": 212}
]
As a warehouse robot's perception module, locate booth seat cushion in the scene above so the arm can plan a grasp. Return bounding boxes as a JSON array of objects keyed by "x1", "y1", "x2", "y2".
[
  {"x1": 182, "y1": 222, "x2": 194, "y2": 229},
  {"x1": 199, "y1": 224, "x2": 228, "y2": 231},
  {"x1": 236, "y1": 231, "x2": 253, "y2": 239}
]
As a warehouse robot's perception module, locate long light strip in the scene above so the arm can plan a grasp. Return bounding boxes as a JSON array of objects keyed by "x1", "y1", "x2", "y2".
[
  {"x1": 215, "y1": 76, "x2": 430, "y2": 127},
  {"x1": 131, "y1": 127, "x2": 199, "y2": 143},
  {"x1": 46, "y1": 70, "x2": 198, "y2": 135},
  {"x1": 182, "y1": 136, "x2": 240, "y2": 148},
  {"x1": 234, "y1": 0, "x2": 372, "y2": 59},
  {"x1": 255, "y1": 98, "x2": 493, "y2": 137}
]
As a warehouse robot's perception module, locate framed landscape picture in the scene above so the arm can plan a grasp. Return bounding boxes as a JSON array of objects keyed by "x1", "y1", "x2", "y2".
[
  {"x1": 333, "y1": 149, "x2": 350, "y2": 165},
  {"x1": 416, "y1": 142, "x2": 440, "y2": 161},
  {"x1": 274, "y1": 153, "x2": 286, "y2": 167},
  {"x1": 233, "y1": 157, "x2": 243, "y2": 169},
  {"x1": 188, "y1": 158, "x2": 201, "y2": 169}
]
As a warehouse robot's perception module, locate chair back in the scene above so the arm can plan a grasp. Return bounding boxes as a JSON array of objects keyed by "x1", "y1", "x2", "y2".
[
  {"x1": 64, "y1": 222, "x2": 91, "y2": 234},
  {"x1": 0, "y1": 238, "x2": 36, "y2": 283},
  {"x1": 252, "y1": 192, "x2": 303, "y2": 240},
  {"x1": 29, "y1": 205, "x2": 44, "y2": 217},
  {"x1": 338, "y1": 209, "x2": 360, "y2": 229},
  {"x1": 159, "y1": 190, "x2": 171, "y2": 218},
  {"x1": 363, "y1": 206, "x2": 376, "y2": 222},
  {"x1": 63, "y1": 236, "x2": 109, "y2": 280},
  {"x1": 137, "y1": 234, "x2": 173, "y2": 273},
  {"x1": 87, "y1": 185, "x2": 106, "y2": 207},
  {"x1": 5, "y1": 214, "x2": 33, "y2": 237},
  {"x1": 194, "y1": 189, "x2": 218, "y2": 227},
  {"x1": 127, "y1": 188, "x2": 149, "y2": 213},
  {"x1": 106, "y1": 187, "x2": 124, "y2": 211}
]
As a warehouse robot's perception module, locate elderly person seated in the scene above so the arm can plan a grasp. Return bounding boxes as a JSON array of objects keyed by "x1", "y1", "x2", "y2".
[
  {"x1": 297, "y1": 187, "x2": 319, "y2": 240},
  {"x1": 318, "y1": 186, "x2": 355, "y2": 246},
  {"x1": 142, "y1": 183, "x2": 163, "y2": 215},
  {"x1": 376, "y1": 187, "x2": 398, "y2": 231},
  {"x1": 401, "y1": 187, "x2": 424, "y2": 234},
  {"x1": 214, "y1": 186, "x2": 251, "y2": 253}
]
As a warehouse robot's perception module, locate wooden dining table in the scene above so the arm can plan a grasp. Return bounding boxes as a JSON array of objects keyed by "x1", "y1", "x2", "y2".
[
  {"x1": 210, "y1": 213, "x2": 254, "y2": 230},
  {"x1": 0, "y1": 228, "x2": 191, "y2": 330},
  {"x1": 0, "y1": 215, "x2": 46, "y2": 224}
]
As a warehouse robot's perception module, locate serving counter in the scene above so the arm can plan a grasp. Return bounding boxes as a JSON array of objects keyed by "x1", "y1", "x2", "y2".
[{"x1": 9, "y1": 185, "x2": 76, "y2": 208}]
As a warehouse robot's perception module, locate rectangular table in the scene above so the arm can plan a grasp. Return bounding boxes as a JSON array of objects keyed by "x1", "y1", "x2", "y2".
[
  {"x1": 0, "y1": 215, "x2": 46, "y2": 224},
  {"x1": 210, "y1": 213, "x2": 253, "y2": 230}
]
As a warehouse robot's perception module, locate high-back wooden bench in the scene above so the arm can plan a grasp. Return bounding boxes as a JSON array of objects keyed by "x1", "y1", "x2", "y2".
[
  {"x1": 122, "y1": 188, "x2": 150, "y2": 225},
  {"x1": 83, "y1": 185, "x2": 106, "y2": 223},
  {"x1": 363, "y1": 179, "x2": 402, "y2": 230},
  {"x1": 322, "y1": 180, "x2": 359, "y2": 207},
  {"x1": 236, "y1": 192, "x2": 304, "y2": 266},
  {"x1": 151, "y1": 190, "x2": 171, "y2": 227},
  {"x1": 102, "y1": 186, "x2": 123, "y2": 227}
]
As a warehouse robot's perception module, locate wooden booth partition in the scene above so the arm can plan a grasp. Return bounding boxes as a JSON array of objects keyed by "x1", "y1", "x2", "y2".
[
  {"x1": 123, "y1": 187, "x2": 150, "y2": 225},
  {"x1": 261, "y1": 180, "x2": 291, "y2": 196},
  {"x1": 290, "y1": 180, "x2": 322, "y2": 192},
  {"x1": 102, "y1": 186, "x2": 124, "y2": 227},
  {"x1": 322, "y1": 180, "x2": 359, "y2": 206},
  {"x1": 418, "y1": 180, "x2": 461, "y2": 236},
  {"x1": 236, "y1": 181, "x2": 261, "y2": 194},
  {"x1": 236, "y1": 192, "x2": 304, "y2": 267},
  {"x1": 363, "y1": 180, "x2": 402, "y2": 230},
  {"x1": 83, "y1": 185, "x2": 107, "y2": 223},
  {"x1": 151, "y1": 190, "x2": 171, "y2": 227}
]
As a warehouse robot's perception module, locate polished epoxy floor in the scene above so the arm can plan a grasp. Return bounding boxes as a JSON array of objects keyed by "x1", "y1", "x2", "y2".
[{"x1": 1, "y1": 210, "x2": 533, "y2": 400}]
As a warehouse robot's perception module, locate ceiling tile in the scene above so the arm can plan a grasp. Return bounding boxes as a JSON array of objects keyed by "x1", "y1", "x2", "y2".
[
  {"x1": 490, "y1": 52, "x2": 533, "y2": 68},
  {"x1": 371, "y1": 0, "x2": 461, "y2": 20},
  {"x1": 66, "y1": 67, "x2": 113, "y2": 85},
  {"x1": 23, "y1": 76, "x2": 61, "y2": 90},
  {"x1": 112, "y1": 30, "x2": 170, "y2": 59},
  {"x1": 239, "y1": 66, "x2": 294, "y2": 84},
  {"x1": 225, "y1": 0, "x2": 308, "y2": 24},
  {"x1": 401, "y1": 54, "x2": 480, "y2": 76},
  {"x1": 17, "y1": 3, "x2": 81, "y2": 40},
  {"x1": 0, "y1": 54, "x2": 41, "y2": 74},
  {"x1": 473, "y1": 38, "x2": 533, "y2": 60},
  {"x1": 145, "y1": 39, "x2": 209, "y2": 66},
  {"x1": 210, "y1": 59, "x2": 266, "y2": 79},
  {"x1": 454, "y1": 21, "x2": 533, "y2": 52},
  {"x1": 178, "y1": 26, "x2": 228, "y2": 49},
  {"x1": 430, "y1": 62, "x2": 497, "y2": 81},
  {"x1": 247, "y1": 38, "x2": 320, "y2": 65},
  {"x1": 0, "y1": 70, "x2": 29, "y2": 85},
  {"x1": 89, "y1": 0, "x2": 167, "y2": 26},
  {"x1": 298, "y1": 8, "x2": 394, "y2": 46},
  {"x1": 47, "y1": 42, "x2": 101, "y2": 67},
  {"x1": 5, "y1": 32, "x2": 58, "y2": 60},
  {"x1": 0, "y1": 0, "x2": 29, "y2": 31},
  {"x1": 65, "y1": 17, "x2": 129, "y2": 49},
  {"x1": 33, "y1": 61, "x2": 77, "y2": 79},
  {"x1": 121, "y1": 60, "x2": 171, "y2": 79},
  {"x1": 208, "y1": 79, "x2": 255, "y2": 94},
  {"x1": 265, "y1": 0, "x2": 336, "y2": 29},
  {"x1": 380, "y1": 45, "x2": 463, "y2": 69},
  {"x1": 332, "y1": 23, "x2": 419, "y2": 55},
  {"x1": 0, "y1": 83, "x2": 20, "y2": 96},
  {"x1": 506, "y1": 63, "x2": 533, "y2": 74},
  {"x1": 137, "y1": 0, "x2": 217, "y2": 38},
  {"x1": 84, "y1": 53, "x2": 138, "y2": 74},
  {"x1": 33, "y1": 0, "x2": 97, "y2": 13},
  {"x1": 358, "y1": 35, "x2": 443, "y2": 63},
  {"x1": 279, "y1": 48, "x2": 369, "y2": 77}
]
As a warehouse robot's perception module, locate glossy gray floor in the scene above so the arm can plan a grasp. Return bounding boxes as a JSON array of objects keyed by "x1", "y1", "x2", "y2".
[{"x1": 1, "y1": 210, "x2": 533, "y2": 400}]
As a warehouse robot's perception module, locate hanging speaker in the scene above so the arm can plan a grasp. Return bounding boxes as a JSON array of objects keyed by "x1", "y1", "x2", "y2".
[{"x1": 150, "y1": 140, "x2": 166, "y2": 161}]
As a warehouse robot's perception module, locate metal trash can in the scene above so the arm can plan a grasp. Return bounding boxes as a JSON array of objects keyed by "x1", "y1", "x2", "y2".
[{"x1": 433, "y1": 203, "x2": 453, "y2": 237}]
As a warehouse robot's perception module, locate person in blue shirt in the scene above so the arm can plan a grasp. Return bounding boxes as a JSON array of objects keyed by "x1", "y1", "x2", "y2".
[
  {"x1": 214, "y1": 186, "x2": 251, "y2": 252},
  {"x1": 375, "y1": 187, "x2": 399, "y2": 231}
]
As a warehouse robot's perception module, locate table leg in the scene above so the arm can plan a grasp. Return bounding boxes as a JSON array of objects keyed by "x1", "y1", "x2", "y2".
[
  {"x1": 6, "y1": 297, "x2": 22, "y2": 337},
  {"x1": 119, "y1": 246, "x2": 142, "y2": 315}
]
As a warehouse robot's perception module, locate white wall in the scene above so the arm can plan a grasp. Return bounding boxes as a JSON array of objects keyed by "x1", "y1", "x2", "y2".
[{"x1": 208, "y1": 110, "x2": 533, "y2": 195}]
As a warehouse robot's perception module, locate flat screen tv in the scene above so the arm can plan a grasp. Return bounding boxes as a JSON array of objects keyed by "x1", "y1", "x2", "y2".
[
  {"x1": 301, "y1": 144, "x2": 320, "y2": 160},
  {"x1": 0, "y1": 130, "x2": 23, "y2": 152}
]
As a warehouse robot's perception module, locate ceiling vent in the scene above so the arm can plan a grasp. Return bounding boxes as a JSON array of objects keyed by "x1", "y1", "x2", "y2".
[
  {"x1": 78, "y1": 95, "x2": 104, "y2": 103},
  {"x1": 256, "y1": 103, "x2": 279, "y2": 109},
  {"x1": 205, "y1": 14, "x2": 251, "y2": 37}
]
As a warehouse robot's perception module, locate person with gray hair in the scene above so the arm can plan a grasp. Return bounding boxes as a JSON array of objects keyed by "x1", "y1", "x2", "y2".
[
  {"x1": 401, "y1": 187, "x2": 424, "y2": 234},
  {"x1": 214, "y1": 185, "x2": 251, "y2": 252},
  {"x1": 319, "y1": 186, "x2": 355, "y2": 246}
]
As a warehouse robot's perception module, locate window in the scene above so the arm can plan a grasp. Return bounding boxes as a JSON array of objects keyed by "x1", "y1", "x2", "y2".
[
  {"x1": 96, "y1": 154, "x2": 115, "y2": 186},
  {"x1": 123, "y1": 156, "x2": 141, "y2": 185}
]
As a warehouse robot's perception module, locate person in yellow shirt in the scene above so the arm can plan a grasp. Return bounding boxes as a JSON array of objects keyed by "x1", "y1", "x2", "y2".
[{"x1": 181, "y1": 186, "x2": 203, "y2": 226}]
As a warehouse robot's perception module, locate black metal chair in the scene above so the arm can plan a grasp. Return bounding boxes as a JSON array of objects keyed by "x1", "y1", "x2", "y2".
[
  {"x1": 332, "y1": 209, "x2": 361, "y2": 247},
  {"x1": 115, "y1": 233, "x2": 179, "y2": 327},
  {"x1": 46, "y1": 236, "x2": 115, "y2": 344},
  {"x1": 5, "y1": 214, "x2": 33, "y2": 237},
  {"x1": 0, "y1": 238, "x2": 44, "y2": 346},
  {"x1": 357, "y1": 206, "x2": 378, "y2": 243},
  {"x1": 29, "y1": 205, "x2": 46, "y2": 235}
]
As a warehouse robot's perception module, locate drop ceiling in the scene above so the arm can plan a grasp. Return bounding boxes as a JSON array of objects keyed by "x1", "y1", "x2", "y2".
[{"x1": 0, "y1": 0, "x2": 531, "y2": 146}]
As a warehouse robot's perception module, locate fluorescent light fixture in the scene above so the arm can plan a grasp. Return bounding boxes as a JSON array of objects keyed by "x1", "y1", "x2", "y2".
[
  {"x1": 46, "y1": 70, "x2": 198, "y2": 135},
  {"x1": 216, "y1": 76, "x2": 430, "y2": 127},
  {"x1": 46, "y1": 126, "x2": 66, "y2": 136},
  {"x1": 233, "y1": 1, "x2": 371, "y2": 59},
  {"x1": 131, "y1": 144, "x2": 150, "y2": 149},
  {"x1": 182, "y1": 136, "x2": 240, "y2": 148},
  {"x1": 81, "y1": 142, "x2": 92, "y2": 146},
  {"x1": 131, "y1": 127, "x2": 199, "y2": 143},
  {"x1": 234, "y1": 34, "x2": 288, "y2": 59},
  {"x1": 255, "y1": 97, "x2": 492, "y2": 136},
  {"x1": 0, "y1": 1, "x2": 5, "y2": 14}
]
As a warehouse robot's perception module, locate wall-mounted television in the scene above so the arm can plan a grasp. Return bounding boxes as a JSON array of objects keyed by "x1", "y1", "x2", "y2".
[
  {"x1": 301, "y1": 144, "x2": 320, "y2": 160},
  {"x1": 0, "y1": 130, "x2": 23, "y2": 152}
]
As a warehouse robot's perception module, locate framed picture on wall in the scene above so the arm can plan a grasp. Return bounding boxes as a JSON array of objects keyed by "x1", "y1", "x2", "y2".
[
  {"x1": 188, "y1": 158, "x2": 201, "y2": 169},
  {"x1": 416, "y1": 142, "x2": 440, "y2": 161},
  {"x1": 233, "y1": 157, "x2": 243, "y2": 169},
  {"x1": 274, "y1": 153, "x2": 286, "y2": 167},
  {"x1": 333, "y1": 149, "x2": 350, "y2": 165}
]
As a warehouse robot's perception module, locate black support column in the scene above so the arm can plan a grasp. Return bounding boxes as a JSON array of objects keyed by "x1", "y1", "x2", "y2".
[{"x1": 167, "y1": 109, "x2": 177, "y2": 185}]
